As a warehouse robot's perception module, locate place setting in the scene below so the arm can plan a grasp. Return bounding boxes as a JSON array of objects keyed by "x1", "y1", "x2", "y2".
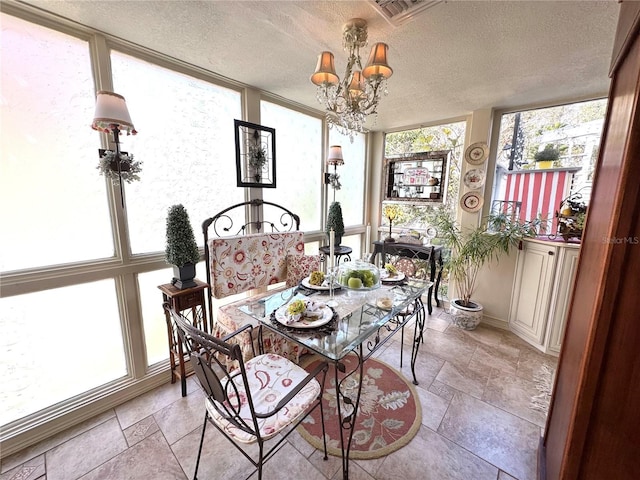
[
  {"x1": 269, "y1": 295, "x2": 339, "y2": 334},
  {"x1": 380, "y1": 262, "x2": 407, "y2": 284}
]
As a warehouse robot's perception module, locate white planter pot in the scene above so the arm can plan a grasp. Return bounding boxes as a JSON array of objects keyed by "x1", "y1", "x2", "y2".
[{"x1": 450, "y1": 299, "x2": 483, "y2": 330}]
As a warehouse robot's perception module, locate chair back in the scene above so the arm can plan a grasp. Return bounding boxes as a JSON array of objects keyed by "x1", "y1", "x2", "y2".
[
  {"x1": 171, "y1": 309, "x2": 261, "y2": 438},
  {"x1": 386, "y1": 244, "x2": 434, "y2": 281}
]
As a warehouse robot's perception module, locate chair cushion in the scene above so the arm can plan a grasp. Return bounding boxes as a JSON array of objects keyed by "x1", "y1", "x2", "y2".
[
  {"x1": 205, "y1": 353, "x2": 320, "y2": 443},
  {"x1": 209, "y1": 231, "x2": 304, "y2": 299},
  {"x1": 285, "y1": 254, "x2": 321, "y2": 287}
]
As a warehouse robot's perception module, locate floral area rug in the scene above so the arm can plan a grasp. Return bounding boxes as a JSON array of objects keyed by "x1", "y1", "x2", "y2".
[{"x1": 298, "y1": 354, "x2": 422, "y2": 459}]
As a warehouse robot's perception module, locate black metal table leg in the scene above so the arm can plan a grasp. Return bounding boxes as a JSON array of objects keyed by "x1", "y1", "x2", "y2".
[
  {"x1": 334, "y1": 347, "x2": 364, "y2": 480},
  {"x1": 409, "y1": 298, "x2": 426, "y2": 385}
]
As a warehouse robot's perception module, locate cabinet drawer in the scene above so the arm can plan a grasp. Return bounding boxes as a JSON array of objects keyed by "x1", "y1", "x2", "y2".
[{"x1": 175, "y1": 290, "x2": 205, "y2": 311}]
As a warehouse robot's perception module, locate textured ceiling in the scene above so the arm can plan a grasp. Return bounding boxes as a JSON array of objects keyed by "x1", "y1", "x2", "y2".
[{"x1": 14, "y1": 0, "x2": 619, "y2": 132}]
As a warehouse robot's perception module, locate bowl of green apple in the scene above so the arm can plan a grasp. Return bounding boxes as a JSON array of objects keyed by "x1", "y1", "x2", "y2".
[{"x1": 335, "y1": 260, "x2": 381, "y2": 291}]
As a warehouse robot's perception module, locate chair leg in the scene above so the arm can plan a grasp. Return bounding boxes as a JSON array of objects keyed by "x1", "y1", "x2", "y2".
[
  {"x1": 193, "y1": 413, "x2": 208, "y2": 480},
  {"x1": 399, "y1": 326, "x2": 404, "y2": 368},
  {"x1": 257, "y1": 439, "x2": 264, "y2": 480},
  {"x1": 319, "y1": 393, "x2": 328, "y2": 460}
]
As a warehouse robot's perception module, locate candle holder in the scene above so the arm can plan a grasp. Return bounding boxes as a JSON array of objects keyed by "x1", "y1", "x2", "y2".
[
  {"x1": 326, "y1": 266, "x2": 338, "y2": 308},
  {"x1": 383, "y1": 205, "x2": 399, "y2": 243},
  {"x1": 385, "y1": 217, "x2": 396, "y2": 242}
]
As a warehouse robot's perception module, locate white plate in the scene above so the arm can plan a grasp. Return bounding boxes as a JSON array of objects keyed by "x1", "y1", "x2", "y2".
[
  {"x1": 465, "y1": 142, "x2": 489, "y2": 165},
  {"x1": 274, "y1": 303, "x2": 334, "y2": 329},
  {"x1": 301, "y1": 276, "x2": 341, "y2": 291},
  {"x1": 460, "y1": 191, "x2": 484, "y2": 213},
  {"x1": 463, "y1": 169, "x2": 486, "y2": 190},
  {"x1": 380, "y1": 271, "x2": 406, "y2": 283}
]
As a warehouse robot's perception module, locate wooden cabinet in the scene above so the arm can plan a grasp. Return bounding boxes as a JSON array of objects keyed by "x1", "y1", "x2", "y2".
[{"x1": 509, "y1": 239, "x2": 579, "y2": 355}]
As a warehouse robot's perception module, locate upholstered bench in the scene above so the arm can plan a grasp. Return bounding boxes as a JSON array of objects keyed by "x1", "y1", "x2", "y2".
[{"x1": 207, "y1": 230, "x2": 319, "y2": 363}]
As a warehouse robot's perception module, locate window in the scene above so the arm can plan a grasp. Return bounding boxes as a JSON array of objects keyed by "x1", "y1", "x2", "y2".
[
  {"x1": 328, "y1": 130, "x2": 366, "y2": 227},
  {"x1": 260, "y1": 101, "x2": 322, "y2": 231},
  {"x1": 0, "y1": 280, "x2": 125, "y2": 425},
  {"x1": 382, "y1": 121, "x2": 466, "y2": 233},
  {"x1": 111, "y1": 51, "x2": 244, "y2": 254},
  {"x1": 492, "y1": 99, "x2": 606, "y2": 234},
  {"x1": 0, "y1": 14, "x2": 113, "y2": 272}
]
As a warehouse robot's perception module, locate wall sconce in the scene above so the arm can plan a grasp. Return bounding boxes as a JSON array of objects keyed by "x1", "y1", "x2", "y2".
[
  {"x1": 91, "y1": 91, "x2": 138, "y2": 207},
  {"x1": 324, "y1": 145, "x2": 344, "y2": 202}
]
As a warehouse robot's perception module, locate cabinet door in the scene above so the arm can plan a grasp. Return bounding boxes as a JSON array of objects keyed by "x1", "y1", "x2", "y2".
[
  {"x1": 509, "y1": 242, "x2": 558, "y2": 347},
  {"x1": 546, "y1": 246, "x2": 580, "y2": 354}
]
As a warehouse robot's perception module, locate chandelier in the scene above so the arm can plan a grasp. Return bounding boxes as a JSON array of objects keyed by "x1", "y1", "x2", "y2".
[{"x1": 311, "y1": 18, "x2": 393, "y2": 140}]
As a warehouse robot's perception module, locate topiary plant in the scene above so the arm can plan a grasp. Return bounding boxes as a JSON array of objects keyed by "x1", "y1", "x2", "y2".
[
  {"x1": 534, "y1": 144, "x2": 560, "y2": 162},
  {"x1": 326, "y1": 201, "x2": 345, "y2": 245},
  {"x1": 165, "y1": 204, "x2": 200, "y2": 266},
  {"x1": 165, "y1": 204, "x2": 199, "y2": 289}
]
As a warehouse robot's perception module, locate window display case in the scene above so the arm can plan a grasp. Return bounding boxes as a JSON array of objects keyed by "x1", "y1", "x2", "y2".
[{"x1": 384, "y1": 151, "x2": 449, "y2": 203}]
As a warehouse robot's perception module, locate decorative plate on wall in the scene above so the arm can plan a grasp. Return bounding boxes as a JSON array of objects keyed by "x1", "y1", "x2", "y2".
[
  {"x1": 463, "y1": 168, "x2": 486, "y2": 190},
  {"x1": 464, "y1": 142, "x2": 489, "y2": 165},
  {"x1": 460, "y1": 191, "x2": 484, "y2": 213}
]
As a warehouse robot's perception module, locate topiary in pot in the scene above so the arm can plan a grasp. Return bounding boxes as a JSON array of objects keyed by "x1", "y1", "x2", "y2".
[
  {"x1": 165, "y1": 204, "x2": 200, "y2": 289},
  {"x1": 534, "y1": 144, "x2": 560, "y2": 168},
  {"x1": 326, "y1": 201, "x2": 345, "y2": 246}
]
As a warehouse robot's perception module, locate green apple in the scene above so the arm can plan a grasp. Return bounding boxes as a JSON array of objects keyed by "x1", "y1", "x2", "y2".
[{"x1": 348, "y1": 277, "x2": 362, "y2": 289}]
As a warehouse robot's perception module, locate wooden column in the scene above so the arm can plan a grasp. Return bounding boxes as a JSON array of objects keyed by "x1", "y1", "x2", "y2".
[{"x1": 541, "y1": 3, "x2": 640, "y2": 479}]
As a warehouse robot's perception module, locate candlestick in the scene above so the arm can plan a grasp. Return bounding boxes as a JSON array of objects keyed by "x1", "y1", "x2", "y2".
[
  {"x1": 329, "y1": 228, "x2": 335, "y2": 271},
  {"x1": 365, "y1": 223, "x2": 371, "y2": 250}
]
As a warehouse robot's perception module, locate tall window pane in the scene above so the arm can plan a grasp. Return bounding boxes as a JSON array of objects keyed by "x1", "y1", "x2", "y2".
[
  {"x1": 260, "y1": 102, "x2": 322, "y2": 231},
  {"x1": 111, "y1": 51, "x2": 244, "y2": 254},
  {"x1": 0, "y1": 14, "x2": 113, "y2": 272},
  {"x1": 491, "y1": 99, "x2": 606, "y2": 235},
  {"x1": 0, "y1": 280, "x2": 125, "y2": 425},
  {"x1": 329, "y1": 130, "x2": 366, "y2": 226}
]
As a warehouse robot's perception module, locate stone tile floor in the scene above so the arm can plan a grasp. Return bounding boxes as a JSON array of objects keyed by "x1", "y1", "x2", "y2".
[{"x1": 1, "y1": 306, "x2": 557, "y2": 480}]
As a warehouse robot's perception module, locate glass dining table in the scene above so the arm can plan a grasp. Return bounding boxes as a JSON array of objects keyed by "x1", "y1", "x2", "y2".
[{"x1": 234, "y1": 279, "x2": 431, "y2": 480}]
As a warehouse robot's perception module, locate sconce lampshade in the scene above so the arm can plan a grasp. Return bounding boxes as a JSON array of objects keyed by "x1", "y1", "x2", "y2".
[
  {"x1": 362, "y1": 43, "x2": 393, "y2": 80},
  {"x1": 310, "y1": 52, "x2": 339, "y2": 86},
  {"x1": 91, "y1": 91, "x2": 136, "y2": 134},
  {"x1": 327, "y1": 145, "x2": 344, "y2": 166}
]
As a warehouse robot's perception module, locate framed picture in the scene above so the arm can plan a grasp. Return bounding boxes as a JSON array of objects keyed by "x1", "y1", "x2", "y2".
[
  {"x1": 383, "y1": 150, "x2": 449, "y2": 203},
  {"x1": 234, "y1": 119, "x2": 276, "y2": 188}
]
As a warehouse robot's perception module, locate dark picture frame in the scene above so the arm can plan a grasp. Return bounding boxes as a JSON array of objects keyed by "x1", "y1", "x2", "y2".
[
  {"x1": 234, "y1": 119, "x2": 276, "y2": 188},
  {"x1": 383, "y1": 150, "x2": 450, "y2": 203}
]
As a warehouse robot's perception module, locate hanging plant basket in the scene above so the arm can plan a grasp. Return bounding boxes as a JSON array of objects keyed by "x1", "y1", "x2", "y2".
[{"x1": 97, "y1": 150, "x2": 142, "y2": 185}]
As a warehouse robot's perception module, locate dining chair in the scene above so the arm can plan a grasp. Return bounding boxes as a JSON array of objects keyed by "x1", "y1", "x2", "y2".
[
  {"x1": 385, "y1": 246, "x2": 432, "y2": 367},
  {"x1": 170, "y1": 307, "x2": 328, "y2": 480}
]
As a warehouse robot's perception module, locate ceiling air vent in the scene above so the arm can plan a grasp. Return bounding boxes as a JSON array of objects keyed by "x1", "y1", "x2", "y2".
[{"x1": 371, "y1": 0, "x2": 443, "y2": 26}]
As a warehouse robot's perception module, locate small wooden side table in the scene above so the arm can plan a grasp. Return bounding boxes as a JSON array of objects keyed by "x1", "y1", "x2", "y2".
[{"x1": 158, "y1": 279, "x2": 208, "y2": 397}]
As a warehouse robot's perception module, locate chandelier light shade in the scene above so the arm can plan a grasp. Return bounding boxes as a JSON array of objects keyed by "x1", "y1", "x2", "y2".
[
  {"x1": 327, "y1": 145, "x2": 344, "y2": 166},
  {"x1": 311, "y1": 52, "x2": 339, "y2": 86},
  {"x1": 311, "y1": 18, "x2": 392, "y2": 140},
  {"x1": 362, "y1": 43, "x2": 393, "y2": 79},
  {"x1": 91, "y1": 91, "x2": 137, "y2": 135}
]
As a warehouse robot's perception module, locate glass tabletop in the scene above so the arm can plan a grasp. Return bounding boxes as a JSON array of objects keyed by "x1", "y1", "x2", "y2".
[{"x1": 238, "y1": 279, "x2": 430, "y2": 361}]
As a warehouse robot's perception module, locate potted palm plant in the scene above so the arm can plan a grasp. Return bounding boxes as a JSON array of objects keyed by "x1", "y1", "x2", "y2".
[
  {"x1": 433, "y1": 209, "x2": 539, "y2": 330},
  {"x1": 165, "y1": 204, "x2": 200, "y2": 289}
]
